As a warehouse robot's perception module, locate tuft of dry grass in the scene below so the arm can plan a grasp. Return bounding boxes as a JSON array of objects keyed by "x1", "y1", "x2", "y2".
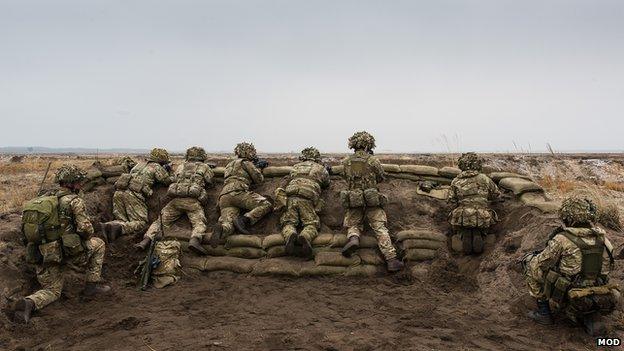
[
  {"x1": 603, "y1": 181, "x2": 624, "y2": 193},
  {"x1": 538, "y1": 174, "x2": 579, "y2": 195}
]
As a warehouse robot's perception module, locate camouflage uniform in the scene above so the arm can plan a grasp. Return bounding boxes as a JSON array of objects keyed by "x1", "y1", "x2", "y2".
[
  {"x1": 145, "y1": 147, "x2": 214, "y2": 240},
  {"x1": 341, "y1": 132, "x2": 398, "y2": 261},
  {"x1": 26, "y1": 166, "x2": 106, "y2": 311},
  {"x1": 111, "y1": 149, "x2": 172, "y2": 235},
  {"x1": 448, "y1": 152, "x2": 500, "y2": 254},
  {"x1": 217, "y1": 143, "x2": 272, "y2": 236},
  {"x1": 280, "y1": 147, "x2": 330, "y2": 243}
]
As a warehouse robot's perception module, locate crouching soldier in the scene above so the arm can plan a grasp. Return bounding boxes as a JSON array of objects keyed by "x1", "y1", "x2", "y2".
[
  {"x1": 138, "y1": 147, "x2": 214, "y2": 254},
  {"x1": 101, "y1": 148, "x2": 173, "y2": 244},
  {"x1": 340, "y1": 131, "x2": 404, "y2": 272},
  {"x1": 523, "y1": 196, "x2": 619, "y2": 336},
  {"x1": 15, "y1": 165, "x2": 111, "y2": 323},
  {"x1": 448, "y1": 152, "x2": 500, "y2": 255},
  {"x1": 277, "y1": 147, "x2": 330, "y2": 259},
  {"x1": 211, "y1": 142, "x2": 272, "y2": 245}
]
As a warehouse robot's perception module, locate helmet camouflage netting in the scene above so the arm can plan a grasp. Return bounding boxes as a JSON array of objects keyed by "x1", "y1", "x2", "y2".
[
  {"x1": 559, "y1": 196, "x2": 597, "y2": 226},
  {"x1": 348, "y1": 131, "x2": 376, "y2": 151},
  {"x1": 457, "y1": 152, "x2": 483, "y2": 172},
  {"x1": 299, "y1": 147, "x2": 321, "y2": 162},
  {"x1": 116, "y1": 156, "x2": 137, "y2": 170},
  {"x1": 55, "y1": 164, "x2": 87, "y2": 185},
  {"x1": 185, "y1": 146, "x2": 207, "y2": 161},
  {"x1": 234, "y1": 142, "x2": 257, "y2": 160},
  {"x1": 149, "y1": 148, "x2": 170, "y2": 163}
]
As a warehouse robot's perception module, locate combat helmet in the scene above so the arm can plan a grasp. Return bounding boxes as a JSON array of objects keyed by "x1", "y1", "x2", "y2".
[
  {"x1": 117, "y1": 156, "x2": 137, "y2": 171},
  {"x1": 299, "y1": 147, "x2": 322, "y2": 163},
  {"x1": 55, "y1": 164, "x2": 87, "y2": 185},
  {"x1": 559, "y1": 196, "x2": 597, "y2": 227},
  {"x1": 185, "y1": 146, "x2": 207, "y2": 161},
  {"x1": 149, "y1": 148, "x2": 170, "y2": 163},
  {"x1": 348, "y1": 131, "x2": 376, "y2": 151},
  {"x1": 234, "y1": 142, "x2": 257, "y2": 160},
  {"x1": 457, "y1": 152, "x2": 483, "y2": 172}
]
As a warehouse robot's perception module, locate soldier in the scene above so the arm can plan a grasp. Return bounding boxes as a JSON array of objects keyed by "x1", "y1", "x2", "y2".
[
  {"x1": 138, "y1": 147, "x2": 214, "y2": 254},
  {"x1": 523, "y1": 196, "x2": 618, "y2": 336},
  {"x1": 15, "y1": 165, "x2": 111, "y2": 323},
  {"x1": 100, "y1": 148, "x2": 173, "y2": 245},
  {"x1": 339, "y1": 131, "x2": 404, "y2": 272},
  {"x1": 278, "y1": 147, "x2": 330, "y2": 259},
  {"x1": 210, "y1": 142, "x2": 271, "y2": 245},
  {"x1": 448, "y1": 152, "x2": 500, "y2": 254}
]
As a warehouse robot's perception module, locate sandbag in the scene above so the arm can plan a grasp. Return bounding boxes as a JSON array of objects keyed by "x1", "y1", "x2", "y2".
[
  {"x1": 225, "y1": 235, "x2": 263, "y2": 249},
  {"x1": 263, "y1": 166, "x2": 293, "y2": 177},
  {"x1": 355, "y1": 249, "x2": 384, "y2": 265},
  {"x1": 253, "y1": 259, "x2": 300, "y2": 276},
  {"x1": 345, "y1": 265, "x2": 380, "y2": 277},
  {"x1": 400, "y1": 165, "x2": 439, "y2": 176},
  {"x1": 421, "y1": 176, "x2": 452, "y2": 185},
  {"x1": 382, "y1": 164, "x2": 401, "y2": 173},
  {"x1": 106, "y1": 176, "x2": 120, "y2": 184},
  {"x1": 180, "y1": 242, "x2": 228, "y2": 256},
  {"x1": 387, "y1": 173, "x2": 422, "y2": 182},
  {"x1": 359, "y1": 235, "x2": 378, "y2": 248},
  {"x1": 395, "y1": 230, "x2": 446, "y2": 243},
  {"x1": 331, "y1": 165, "x2": 344, "y2": 175},
  {"x1": 262, "y1": 234, "x2": 285, "y2": 249},
  {"x1": 499, "y1": 177, "x2": 543, "y2": 195},
  {"x1": 489, "y1": 172, "x2": 532, "y2": 183},
  {"x1": 402, "y1": 239, "x2": 445, "y2": 250},
  {"x1": 212, "y1": 167, "x2": 225, "y2": 177},
  {"x1": 300, "y1": 265, "x2": 347, "y2": 276},
  {"x1": 266, "y1": 246, "x2": 287, "y2": 258},
  {"x1": 520, "y1": 192, "x2": 560, "y2": 213},
  {"x1": 312, "y1": 234, "x2": 348, "y2": 248},
  {"x1": 100, "y1": 165, "x2": 127, "y2": 178},
  {"x1": 226, "y1": 247, "x2": 266, "y2": 259},
  {"x1": 314, "y1": 251, "x2": 361, "y2": 267},
  {"x1": 404, "y1": 248, "x2": 437, "y2": 261},
  {"x1": 439, "y1": 167, "x2": 461, "y2": 178},
  {"x1": 195, "y1": 256, "x2": 256, "y2": 273},
  {"x1": 85, "y1": 168, "x2": 103, "y2": 180}
]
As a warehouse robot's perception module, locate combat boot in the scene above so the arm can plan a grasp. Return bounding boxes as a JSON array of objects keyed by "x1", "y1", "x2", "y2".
[
  {"x1": 341, "y1": 236, "x2": 360, "y2": 257},
  {"x1": 386, "y1": 258, "x2": 405, "y2": 272},
  {"x1": 233, "y1": 215, "x2": 251, "y2": 234},
  {"x1": 99, "y1": 223, "x2": 110, "y2": 243},
  {"x1": 472, "y1": 233, "x2": 484, "y2": 254},
  {"x1": 82, "y1": 282, "x2": 112, "y2": 296},
  {"x1": 298, "y1": 236, "x2": 314, "y2": 260},
  {"x1": 527, "y1": 299, "x2": 554, "y2": 325},
  {"x1": 134, "y1": 237, "x2": 151, "y2": 251},
  {"x1": 107, "y1": 222, "x2": 122, "y2": 242},
  {"x1": 582, "y1": 312, "x2": 607, "y2": 336},
  {"x1": 285, "y1": 233, "x2": 298, "y2": 256},
  {"x1": 13, "y1": 298, "x2": 35, "y2": 324},
  {"x1": 208, "y1": 224, "x2": 223, "y2": 248},
  {"x1": 189, "y1": 236, "x2": 208, "y2": 256}
]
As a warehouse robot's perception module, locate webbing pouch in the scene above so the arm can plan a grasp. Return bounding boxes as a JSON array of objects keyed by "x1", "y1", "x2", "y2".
[
  {"x1": 61, "y1": 233, "x2": 84, "y2": 256},
  {"x1": 39, "y1": 241, "x2": 63, "y2": 264}
]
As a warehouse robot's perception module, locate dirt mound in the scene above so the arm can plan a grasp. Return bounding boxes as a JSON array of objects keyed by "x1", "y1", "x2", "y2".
[{"x1": 1, "y1": 173, "x2": 623, "y2": 350}]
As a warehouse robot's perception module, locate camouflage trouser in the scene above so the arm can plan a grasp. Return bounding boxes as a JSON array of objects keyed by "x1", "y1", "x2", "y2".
[
  {"x1": 344, "y1": 206, "x2": 397, "y2": 260},
  {"x1": 144, "y1": 197, "x2": 207, "y2": 240},
  {"x1": 218, "y1": 190, "x2": 272, "y2": 236},
  {"x1": 280, "y1": 196, "x2": 320, "y2": 242},
  {"x1": 524, "y1": 255, "x2": 545, "y2": 299},
  {"x1": 27, "y1": 237, "x2": 105, "y2": 310},
  {"x1": 112, "y1": 190, "x2": 148, "y2": 235}
]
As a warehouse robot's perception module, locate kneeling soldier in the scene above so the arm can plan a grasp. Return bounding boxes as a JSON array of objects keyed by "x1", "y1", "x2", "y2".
[
  {"x1": 523, "y1": 196, "x2": 619, "y2": 336},
  {"x1": 278, "y1": 147, "x2": 330, "y2": 259},
  {"x1": 15, "y1": 165, "x2": 111, "y2": 323},
  {"x1": 138, "y1": 147, "x2": 214, "y2": 254}
]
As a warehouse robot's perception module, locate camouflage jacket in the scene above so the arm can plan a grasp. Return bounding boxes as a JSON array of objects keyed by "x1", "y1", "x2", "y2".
[
  {"x1": 173, "y1": 161, "x2": 214, "y2": 189},
  {"x1": 449, "y1": 171, "x2": 500, "y2": 207},
  {"x1": 341, "y1": 150, "x2": 385, "y2": 190},
  {"x1": 220, "y1": 159, "x2": 264, "y2": 195},
  {"x1": 130, "y1": 161, "x2": 172, "y2": 191},
  {"x1": 534, "y1": 227, "x2": 613, "y2": 283},
  {"x1": 56, "y1": 188, "x2": 94, "y2": 238},
  {"x1": 285, "y1": 161, "x2": 330, "y2": 200}
]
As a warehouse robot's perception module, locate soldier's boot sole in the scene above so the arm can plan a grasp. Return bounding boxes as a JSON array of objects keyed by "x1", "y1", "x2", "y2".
[
  {"x1": 189, "y1": 237, "x2": 208, "y2": 256},
  {"x1": 526, "y1": 310, "x2": 554, "y2": 325},
  {"x1": 82, "y1": 282, "x2": 112, "y2": 297},
  {"x1": 341, "y1": 237, "x2": 360, "y2": 257},
  {"x1": 298, "y1": 236, "x2": 314, "y2": 260},
  {"x1": 583, "y1": 312, "x2": 607, "y2": 336},
  {"x1": 285, "y1": 234, "x2": 298, "y2": 256},
  {"x1": 109, "y1": 223, "x2": 123, "y2": 242},
  {"x1": 13, "y1": 298, "x2": 35, "y2": 324},
  {"x1": 233, "y1": 215, "x2": 251, "y2": 235},
  {"x1": 472, "y1": 234, "x2": 484, "y2": 254},
  {"x1": 386, "y1": 258, "x2": 405, "y2": 272},
  {"x1": 209, "y1": 224, "x2": 223, "y2": 248}
]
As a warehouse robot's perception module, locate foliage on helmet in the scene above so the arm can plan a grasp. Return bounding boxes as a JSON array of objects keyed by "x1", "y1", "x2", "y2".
[
  {"x1": 559, "y1": 196, "x2": 597, "y2": 226},
  {"x1": 149, "y1": 148, "x2": 170, "y2": 163},
  {"x1": 186, "y1": 146, "x2": 207, "y2": 161},
  {"x1": 299, "y1": 147, "x2": 321, "y2": 162},
  {"x1": 348, "y1": 131, "x2": 376, "y2": 151},
  {"x1": 457, "y1": 152, "x2": 483, "y2": 171},
  {"x1": 116, "y1": 156, "x2": 137, "y2": 171},
  {"x1": 234, "y1": 142, "x2": 257, "y2": 160},
  {"x1": 55, "y1": 164, "x2": 87, "y2": 185}
]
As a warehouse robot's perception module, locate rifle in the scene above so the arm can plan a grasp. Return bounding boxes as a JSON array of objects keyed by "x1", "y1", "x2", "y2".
[
  {"x1": 139, "y1": 199, "x2": 164, "y2": 290},
  {"x1": 253, "y1": 158, "x2": 269, "y2": 170},
  {"x1": 37, "y1": 161, "x2": 52, "y2": 196}
]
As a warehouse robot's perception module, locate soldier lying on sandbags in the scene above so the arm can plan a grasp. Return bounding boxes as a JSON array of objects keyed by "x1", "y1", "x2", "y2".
[
  {"x1": 339, "y1": 131, "x2": 404, "y2": 272},
  {"x1": 448, "y1": 152, "x2": 500, "y2": 255},
  {"x1": 274, "y1": 147, "x2": 330, "y2": 259},
  {"x1": 210, "y1": 142, "x2": 272, "y2": 246},
  {"x1": 138, "y1": 147, "x2": 214, "y2": 255},
  {"x1": 522, "y1": 196, "x2": 619, "y2": 336}
]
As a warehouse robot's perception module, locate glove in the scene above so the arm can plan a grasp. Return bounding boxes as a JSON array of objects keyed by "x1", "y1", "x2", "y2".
[
  {"x1": 163, "y1": 163, "x2": 172, "y2": 173},
  {"x1": 254, "y1": 159, "x2": 269, "y2": 170}
]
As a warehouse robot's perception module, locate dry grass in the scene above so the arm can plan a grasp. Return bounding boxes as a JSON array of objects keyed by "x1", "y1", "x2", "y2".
[
  {"x1": 603, "y1": 181, "x2": 624, "y2": 193},
  {"x1": 538, "y1": 174, "x2": 579, "y2": 195}
]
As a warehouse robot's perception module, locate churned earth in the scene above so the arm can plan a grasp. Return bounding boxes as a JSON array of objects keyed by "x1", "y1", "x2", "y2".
[{"x1": 0, "y1": 153, "x2": 623, "y2": 351}]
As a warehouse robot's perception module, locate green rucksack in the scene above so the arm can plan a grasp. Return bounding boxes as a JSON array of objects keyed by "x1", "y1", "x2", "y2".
[{"x1": 22, "y1": 195, "x2": 62, "y2": 244}]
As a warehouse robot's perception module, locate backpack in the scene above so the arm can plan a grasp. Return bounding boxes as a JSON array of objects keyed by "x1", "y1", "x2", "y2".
[{"x1": 22, "y1": 195, "x2": 62, "y2": 244}]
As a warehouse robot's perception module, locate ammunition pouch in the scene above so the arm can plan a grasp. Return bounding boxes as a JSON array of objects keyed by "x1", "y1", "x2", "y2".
[
  {"x1": 114, "y1": 173, "x2": 132, "y2": 190},
  {"x1": 61, "y1": 233, "x2": 84, "y2": 256},
  {"x1": 285, "y1": 184, "x2": 318, "y2": 203},
  {"x1": 566, "y1": 284, "x2": 619, "y2": 315},
  {"x1": 543, "y1": 270, "x2": 571, "y2": 305},
  {"x1": 38, "y1": 240, "x2": 63, "y2": 264},
  {"x1": 25, "y1": 242, "x2": 43, "y2": 264},
  {"x1": 167, "y1": 182, "x2": 206, "y2": 201},
  {"x1": 128, "y1": 177, "x2": 151, "y2": 197},
  {"x1": 363, "y1": 188, "x2": 387, "y2": 207},
  {"x1": 449, "y1": 205, "x2": 496, "y2": 229}
]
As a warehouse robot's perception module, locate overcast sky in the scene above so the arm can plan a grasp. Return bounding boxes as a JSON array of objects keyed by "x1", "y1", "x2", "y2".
[{"x1": 1, "y1": 0, "x2": 622, "y2": 153}]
